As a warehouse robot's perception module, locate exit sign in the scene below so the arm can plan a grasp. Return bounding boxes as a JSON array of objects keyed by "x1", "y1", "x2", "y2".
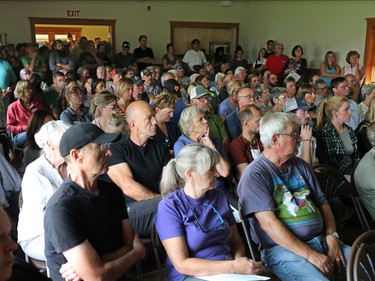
[{"x1": 67, "y1": 9, "x2": 80, "y2": 18}]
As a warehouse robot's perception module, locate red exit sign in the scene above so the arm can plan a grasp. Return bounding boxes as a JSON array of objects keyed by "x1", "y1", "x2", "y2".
[{"x1": 67, "y1": 9, "x2": 80, "y2": 18}]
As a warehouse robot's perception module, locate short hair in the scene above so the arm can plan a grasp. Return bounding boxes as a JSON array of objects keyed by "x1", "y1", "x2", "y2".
[
  {"x1": 14, "y1": 80, "x2": 31, "y2": 99},
  {"x1": 191, "y1": 39, "x2": 200, "y2": 45},
  {"x1": 367, "y1": 122, "x2": 375, "y2": 146},
  {"x1": 35, "y1": 120, "x2": 70, "y2": 153},
  {"x1": 254, "y1": 83, "x2": 268, "y2": 96},
  {"x1": 283, "y1": 76, "x2": 295, "y2": 87},
  {"x1": 166, "y1": 43, "x2": 173, "y2": 50},
  {"x1": 346, "y1": 50, "x2": 360, "y2": 64},
  {"x1": 267, "y1": 40, "x2": 274, "y2": 45},
  {"x1": 312, "y1": 79, "x2": 327, "y2": 89},
  {"x1": 260, "y1": 112, "x2": 299, "y2": 148},
  {"x1": 247, "y1": 74, "x2": 258, "y2": 83},
  {"x1": 53, "y1": 71, "x2": 65, "y2": 79},
  {"x1": 20, "y1": 68, "x2": 31, "y2": 80},
  {"x1": 161, "y1": 72, "x2": 174, "y2": 85},
  {"x1": 330, "y1": 77, "x2": 346, "y2": 91},
  {"x1": 297, "y1": 83, "x2": 314, "y2": 99},
  {"x1": 96, "y1": 66, "x2": 106, "y2": 74},
  {"x1": 270, "y1": 87, "x2": 287, "y2": 106},
  {"x1": 234, "y1": 66, "x2": 246, "y2": 77},
  {"x1": 226, "y1": 79, "x2": 244, "y2": 96},
  {"x1": 238, "y1": 104, "x2": 261, "y2": 126},
  {"x1": 107, "y1": 111, "x2": 127, "y2": 135},
  {"x1": 291, "y1": 45, "x2": 304, "y2": 57},
  {"x1": 77, "y1": 66, "x2": 88, "y2": 77},
  {"x1": 361, "y1": 84, "x2": 375, "y2": 97},
  {"x1": 160, "y1": 144, "x2": 220, "y2": 197},
  {"x1": 153, "y1": 92, "x2": 177, "y2": 110},
  {"x1": 90, "y1": 90, "x2": 117, "y2": 118},
  {"x1": 364, "y1": 98, "x2": 375, "y2": 123},
  {"x1": 215, "y1": 72, "x2": 225, "y2": 83},
  {"x1": 138, "y1": 35, "x2": 147, "y2": 42},
  {"x1": 179, "y1": 106, "x2": 205, "y2": 136}
]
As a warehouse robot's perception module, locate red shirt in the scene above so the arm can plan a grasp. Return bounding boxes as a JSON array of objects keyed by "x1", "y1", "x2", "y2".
[{"x1": 265, "y1": 54, "x2": 289, "y2": 77}]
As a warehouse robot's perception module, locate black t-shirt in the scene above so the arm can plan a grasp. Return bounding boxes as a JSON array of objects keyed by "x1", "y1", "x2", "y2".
[
  {"x1": 44, "y1": 178, "x2": 127, "y2": 281},
  {"x1": 113, "y1": 52, "x2": 136, "y2": 69},
  {"x1": 133, "y1": 47, "x2": 154, "y2": 70},
  {"x1": 109, "y1": 137, "x2": 170, "y2": 202}
]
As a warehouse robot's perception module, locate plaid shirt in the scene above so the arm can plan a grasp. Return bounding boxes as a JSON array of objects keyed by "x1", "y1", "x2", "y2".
[{"x1": 317, "y1": 122, "x2": 360, "y2": 174}]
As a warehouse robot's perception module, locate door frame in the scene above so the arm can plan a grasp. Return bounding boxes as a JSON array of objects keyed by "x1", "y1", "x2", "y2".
[{"x1": 29, "y1": 17, "x2": 116, "y2": 56}]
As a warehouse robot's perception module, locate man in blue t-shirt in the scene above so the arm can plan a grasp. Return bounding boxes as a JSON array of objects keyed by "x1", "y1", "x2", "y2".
[{"x1": 238, "y1": 112, "x2": 350, "y2": 281}]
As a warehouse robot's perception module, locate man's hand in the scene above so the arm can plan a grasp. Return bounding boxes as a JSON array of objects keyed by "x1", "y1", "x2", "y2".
[
  {"x1": 132, "y1": 234, "x2": 147, "y2": 260},
  {"x1": 306, "y1": 250, "x2": 334, "y2": 277},
  {"x1": 326, "y1": 235, "x2": 346, "y2": 274},
  {"x1": 60, "y1": 262, "x2": 81, "y2": 281}
]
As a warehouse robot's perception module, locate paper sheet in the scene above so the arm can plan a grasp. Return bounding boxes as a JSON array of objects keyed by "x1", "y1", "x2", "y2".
[{"x1": 196, "y1": 274, "x2": 270, "y2": 280}]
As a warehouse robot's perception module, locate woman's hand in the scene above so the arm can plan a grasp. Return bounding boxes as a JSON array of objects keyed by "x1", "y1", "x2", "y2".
[
  {"x1": 232, "y1": 257, "x2": 263, "y2": 275},
  {"x1": 300, "y1": 125, "x2": 312, "y2": 141}
]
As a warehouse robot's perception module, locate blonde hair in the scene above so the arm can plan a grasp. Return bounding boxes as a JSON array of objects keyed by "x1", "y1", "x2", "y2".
[
  {"x1": 153, "y1": 92, "x2": 177, "y2": 110},
  {"x1": 364, "y1": 98, "x2": 375, "y2": 123},
  {"x1": 90, "y1": 90, "x2": 117, "y2": 118},
  {"x1": 14, "y1": 80, "x2": 31, "y2": 99},
  {"x1": 160, "y1": 144, "x2": 220, "y2": 197},
  {"x1": 316, "y1": 96, "x2": 348, "y2": 130},
  {"x1": 117, "y1": 78, "x2": 133, "y2": 99},
  {"x1": 226, "y1": 79, "x2": 244, "y2": 96}
]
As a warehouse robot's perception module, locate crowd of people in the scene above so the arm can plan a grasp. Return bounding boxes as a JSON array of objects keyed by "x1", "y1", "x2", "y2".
[{"x1": 0, "y1": 34, "x2": 374, "y2": 281}]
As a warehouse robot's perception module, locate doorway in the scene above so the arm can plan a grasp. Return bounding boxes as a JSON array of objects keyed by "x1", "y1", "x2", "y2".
[{"x1": 29, "y1": 17, "x2": 116, "y2": 57}]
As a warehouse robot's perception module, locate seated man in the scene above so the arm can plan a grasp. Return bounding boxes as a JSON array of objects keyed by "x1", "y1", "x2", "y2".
[
  {"x1": 190, "y1": 85, "x2": 230, "y2": 152},
  {"x1": 238, "y1": 112, "x2": 350, "y2": 281},
  {"x1": 354, "y1": 121, "x2": 375, "y2": 221},
  {"x1": 107, "y1": 101, "x2": 170, "y2": 237},
  {"x1": 225, "y1": 87, "x2": 257, "y2": 140},
  {"x1": 44, "y1": 123, "x2": 145, "y2": 281},
  {"x1": 229, "y1": 104, "x2": 263, "y2": 181}
]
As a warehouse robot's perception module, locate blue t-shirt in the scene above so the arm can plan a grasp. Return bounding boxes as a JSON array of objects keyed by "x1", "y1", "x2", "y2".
[
  {"x1": 218, "y1": 97, "x2": 236, "y2": 119},
  {"x1": 155, "y1": 188, "x2": 235, "y2": 281},
  {"x1": 238, "y1": 154, "x2": 327, "y2": 248}
]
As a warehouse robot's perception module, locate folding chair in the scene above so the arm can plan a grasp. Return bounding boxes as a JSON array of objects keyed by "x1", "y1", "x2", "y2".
[
  {"x1": 347, "y1": 230, "x2": 375, "y2": 281},
  {"x1": 238, "y1": 199, "x2": 258, "y2": 261}
]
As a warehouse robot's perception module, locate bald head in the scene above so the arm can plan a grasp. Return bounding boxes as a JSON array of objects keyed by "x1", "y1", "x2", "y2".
[
  {"x1": 237, "y1": 87, "x2": 256, "y2": 109},
  {"x1": 126, "y1": 100, "x2": 151, "y2": 124}
]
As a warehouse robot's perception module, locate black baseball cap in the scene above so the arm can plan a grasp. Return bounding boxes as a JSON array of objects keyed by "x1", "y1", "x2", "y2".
[{"x1": 59, "y1": 123, "x2": 120, "y2": 157}]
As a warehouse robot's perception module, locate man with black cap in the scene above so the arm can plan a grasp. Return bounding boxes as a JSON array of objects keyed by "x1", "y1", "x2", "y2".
[
  {"x1": 183, "y1": 38, "x2": 207, "y2": 72},
  {"x1": 283, "y1": 97, "x2": 318, "y2": 165},
  {"x1": 44, "y1": 123, "x2": 145, "y2": 281},
  {"x1": 113, "y1": 41, "x2": 136, "y2": 72}
]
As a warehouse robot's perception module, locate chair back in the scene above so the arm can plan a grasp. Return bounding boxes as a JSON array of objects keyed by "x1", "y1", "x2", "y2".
[
  {"x1": 313, "y1": 164, "x2": 350, "y2": 199},
  {"x1": 347, "y1": 230, "x2": 375, "y2": 281},
  {"x1": 238, "y1": 199, "x2": 258, "y2": 261}
]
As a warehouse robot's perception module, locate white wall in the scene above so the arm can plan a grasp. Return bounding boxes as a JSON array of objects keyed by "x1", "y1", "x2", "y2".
[{"x1": 0, "y1": 1, "x2": 373, "y2": 68}]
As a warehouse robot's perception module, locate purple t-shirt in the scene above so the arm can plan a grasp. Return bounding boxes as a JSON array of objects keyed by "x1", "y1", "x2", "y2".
[
  {"x1": 238, "y1": 154, "x2": 327, "y2": 249},
  {"x1": 155, "y1": 188, "x2": 235, "y2": 281}
]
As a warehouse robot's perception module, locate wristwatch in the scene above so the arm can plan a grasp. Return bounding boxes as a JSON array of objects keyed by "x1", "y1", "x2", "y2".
[{"x1": 326, "y1": 231, "x2": 340, "y2": 239}]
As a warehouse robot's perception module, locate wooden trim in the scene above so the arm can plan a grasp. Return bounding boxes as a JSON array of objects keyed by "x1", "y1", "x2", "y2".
[
  {"x1": 170, "y1": 21, "x2": 239, "y2": 47},
  {"x1": 364, "y1": 18, "x2": 375, "y2": 83},
  {"x1": 29, "y1": 17, "x2": 116, "y2": 57}
]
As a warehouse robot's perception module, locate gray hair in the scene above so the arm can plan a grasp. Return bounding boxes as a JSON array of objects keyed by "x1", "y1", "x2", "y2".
[
  {"x1": 215, "y1": 72, "x2": 225, "y2": 83},
  {"x1": 179, "y1": 106, "x2": 205, "y2": 135},
  {"x1": 161, "y1": 72, "x2": 174, "y2": 85},
  {"x1": 270, "y1": 87, "x2": 287, "y2": 105},
  {"x1": 234, "y1": 66, "x2": 246, "y2": 77},
  {"x1": 260, "y1": 112, "x2": 299, "y2": 148},
  {"x1": 35, "y1": 120, "x2": 70, "y2": 153},
  {"x1": 361, "y1": 84, "x2": 375, "y2": 97},
  {"x1": 312, "y1": 79, "x2": 327, "y2": 89},
  {"x1": 367, "y1": 122, "x2": 375, "y2": 147},
  {"x1": 160, "y1": 144, "x2": 220, "y2": 197},
  {"x1": 254, "y1": 83, "x2": 268, "y2": 96}
]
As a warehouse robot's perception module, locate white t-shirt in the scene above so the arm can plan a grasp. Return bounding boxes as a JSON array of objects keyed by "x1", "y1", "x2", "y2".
[{"x1": 183, "y1": 49, "x2": 207, "y2": 71}]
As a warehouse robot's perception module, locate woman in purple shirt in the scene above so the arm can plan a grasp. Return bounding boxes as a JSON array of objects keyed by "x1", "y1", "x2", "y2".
[{"x1": 155, "y1": 144, "x2": 262, "y2": 281}]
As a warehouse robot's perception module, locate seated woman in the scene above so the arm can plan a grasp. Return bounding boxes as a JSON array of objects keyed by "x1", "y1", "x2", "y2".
[
  {"x1": 174, "y1": 106, "x2": 230, "y2": 193},
  {"x1": 297, "y1": 83, "x2": 318, "y2": 127},
  {"x1": 18, "y1": 120, "x2": 70, "y2": 261},
  {"x1": 90, "y1": 90, "x2": 118, "y2": 132},
  {"x1": 6, "y1": 80, "x2": 44, "y2": 148},
  {"x1": 356, "y1": 98, "x2": 375, "y2": 156},
  {"x1": 254, "y1": 83, "x2": 272, "y2": 114},
  {"x1": 153, "y1": 92, "x2": 180, "y2": 153},
  {"x1": 316, "y1": 96, "x2": 361, "y2": 177},
  {"x1": 155, "y1": 144, "x2": 262, "y2": 281},
  {"x1": 116, "y1": 77, "x2": 134, "y2": 117},
  {"x1": 51, "y1": 78, "x2": 78, "y2": 120},
  {"x1": 60, "y1": 85, "x2": 93, "y2": 125},
  {"x1": 23, "y1": 109, "x2": 55, "y2": 168},
  {"x1": 284, "y1": 45, "x2": 307, "y2": 83}
]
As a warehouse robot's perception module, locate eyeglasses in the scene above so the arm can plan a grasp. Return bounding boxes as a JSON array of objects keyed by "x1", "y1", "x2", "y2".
[
  {"x1": 198, "y1": 96, "x2": 211, "y2": 102},
  {"x1": 99, "y1": 143, "x2": 110, "y2": 151},
  {"x1": 104, "y1": 104, "x2": 118, "y2": 110},
  {"x1": 278, "y1": 132, "x2": 301, "y2": 140},
  {"x1": 238, "y1": 94, "x2": 258, "y2": 100},
  {"x1": 190, "y1": 202, "x2": 225, "y2": 233}
]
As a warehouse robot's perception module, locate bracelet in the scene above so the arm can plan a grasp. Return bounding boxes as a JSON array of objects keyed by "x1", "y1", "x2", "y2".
[{"x1": 303, "y1": 139, "x2": 311, "y2": 142}]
